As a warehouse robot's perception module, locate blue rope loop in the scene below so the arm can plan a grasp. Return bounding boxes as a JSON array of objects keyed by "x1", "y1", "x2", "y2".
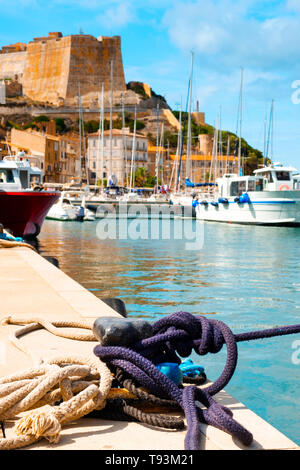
[{"x1": 94, "y1": 311, "x2": 300, "y2": 450}]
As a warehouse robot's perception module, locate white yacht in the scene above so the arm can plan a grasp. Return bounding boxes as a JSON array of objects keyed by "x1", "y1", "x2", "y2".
[
  {"x1": 195, "y1": 163, "x2": 300, "y2": 226},
  {"x1": 46, "y1": 192, "x2": 95, "y2": 221}
]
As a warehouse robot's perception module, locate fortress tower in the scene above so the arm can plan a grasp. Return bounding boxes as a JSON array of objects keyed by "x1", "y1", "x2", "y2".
[{"x1": 0, "y1": 32, "x2": 127, "y2": 106}]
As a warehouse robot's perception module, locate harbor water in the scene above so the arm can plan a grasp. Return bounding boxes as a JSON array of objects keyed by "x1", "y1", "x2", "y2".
[{"x1": 38, "y1": 218, "x2": 300, "y2": 445}]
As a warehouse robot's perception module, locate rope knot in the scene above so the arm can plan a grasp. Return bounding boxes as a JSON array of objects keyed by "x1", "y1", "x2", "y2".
[{"x1": 151, "y1": 312, "x2": 227, "y2": 356}]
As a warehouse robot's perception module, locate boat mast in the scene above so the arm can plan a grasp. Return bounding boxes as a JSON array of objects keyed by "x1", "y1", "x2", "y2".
[
  {"x1": 168, "y1": 103, "x2": 181, "y2": 190},
  {"x1": 266, "y1": 99, "x2": 274, "y2": 165},
  {"x1": 174, "y1": 105, "x2": 182, "y2": 190},
  {"x1": 237, "y1": 68, "x2": 244, "y2": 176},
  {"x1": 176, "y1": 72, "x2": 191, "y2": 192},
  {"x1": 159, "y1": 121, "x2": 164, "y2": 187},
  {"x1": 186, "y1": 51, "x2": 194, "y2": 183},
  {"x1": 100, "y1": 83, "x2": 105, "y2": 191},
  {"x1": 226, "y1": 134, "x2": 230, "y2": 174},
  {"x1": 129, "y1": 106, "x2": 137, "y2": 192},
  {"x1": 78, "y1": 83, "x2": 82, "y2": 184},
  {"x1": 218, "y1": 105, "x2": 222, "y2": 178},
  {"x1": 263, "y1": 103, "x2": 267, "y2": 166},
  {"x1": 109, "y1": 59, "x2": 113, "y2": 186},
  {"x1": 155, "y1": 103, "x2": 160, "y2": 194},
  {"x1": 121, "y1": 95, "x2": 127, "y2": 187},
  {"x1": 81, "y1": 104, "x2": 89, "y2": 188},
  {"x1": 209, "y1": 120, "x2": 216, "y2": 183}
]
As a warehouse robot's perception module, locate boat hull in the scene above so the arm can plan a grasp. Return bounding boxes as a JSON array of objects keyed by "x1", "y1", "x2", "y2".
[
  {"x1": 196, "y1": 192, "x2": 300, "y2": 226},
  {"x1": 0, "y1": 191, "x2": 60, "y2": 237}
]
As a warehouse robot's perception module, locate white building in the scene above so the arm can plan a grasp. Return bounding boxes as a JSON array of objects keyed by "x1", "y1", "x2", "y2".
[{"x1": 87, "y1": 128, "x2": 148, "y2": 186}]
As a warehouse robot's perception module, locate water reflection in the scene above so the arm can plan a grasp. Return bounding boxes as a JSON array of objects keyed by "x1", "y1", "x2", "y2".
[{"x1": 38, "y1": 219, "x2": 300, "y2": 444}]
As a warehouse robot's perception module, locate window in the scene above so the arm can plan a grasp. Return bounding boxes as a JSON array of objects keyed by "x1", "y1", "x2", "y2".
[
  {"x1": 230, "y1": 180, "x2": 247, "y2": 196},
  {"x1": 238, "y1": 181, "x2": 246, "y2": 194},
  {"x1": 276, "y1": 171, "x2": 290, "y2": 181},
  {"x1": 93, "y1": 162, "x2": 96, "y2": 169},
  {"x1": 0, "y1": 169, "x2": 14, "y2": 183},
  {"x1": 30, "y1": 175, "x2": 41, "y2": 184},
  {"x1": 248, "y1": 180, "x2": 255, "y2": 192},
  {"x1": 260, "y1": 171, "x2": 273, "y2": 182},
  {"x1": 255, "y1": 179, "x2": 264, "y2": 191},
  {"x1": 230, "y1": 181, "x2": 238, "y2": 196}
]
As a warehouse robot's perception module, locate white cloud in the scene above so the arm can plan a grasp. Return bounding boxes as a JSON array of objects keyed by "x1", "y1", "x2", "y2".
[
  {"x1": 163, "y1": 0, "x2": 300, "y2": 71},
  {"x1": 286, "y1": 0, "x2": 300, "y2": 13},
  {"x1": 96, "y1": 2, "x2": 135, "y2": 29}
]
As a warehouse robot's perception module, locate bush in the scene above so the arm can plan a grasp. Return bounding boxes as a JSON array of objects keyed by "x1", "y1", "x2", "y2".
[{"x1": 34, "y1": 115, "x2": 50, "y2": 122}]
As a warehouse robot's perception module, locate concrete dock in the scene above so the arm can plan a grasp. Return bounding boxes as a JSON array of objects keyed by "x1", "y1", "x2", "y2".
[{"x1": 0, "y1": 246, "x2": 298, "y2": 450}]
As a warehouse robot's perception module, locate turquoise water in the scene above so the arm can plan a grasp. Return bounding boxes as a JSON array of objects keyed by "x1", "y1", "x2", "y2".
[{"x1": 39, "y1": 218, "x2": 300, "y2": 445}]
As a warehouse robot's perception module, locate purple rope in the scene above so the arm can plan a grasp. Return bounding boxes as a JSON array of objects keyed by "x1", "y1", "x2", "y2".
[{"x1": 94, "y1": 311, "x2": 300, "y2": 450}]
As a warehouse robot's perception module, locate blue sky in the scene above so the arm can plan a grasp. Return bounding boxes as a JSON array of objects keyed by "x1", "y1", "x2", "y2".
[{"x1": 1, "y1": 0, "x2": 300, "y2": 168}]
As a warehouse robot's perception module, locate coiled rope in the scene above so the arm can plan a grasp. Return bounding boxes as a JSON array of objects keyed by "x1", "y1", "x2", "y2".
[
  {"x1": 0, "y1": 355, "x2": 112, "y2": 450},
  {"x1": 94, "y1": 311, "x2": 300, "y2": 450},
  {"x1": 0, "y1": 228, "x2": 36, "y2": 251}
]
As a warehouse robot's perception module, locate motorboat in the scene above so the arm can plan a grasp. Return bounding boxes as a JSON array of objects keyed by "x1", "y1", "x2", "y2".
[
  {"x1": 46, "y1": 192, "x2": 95, "y2": 221},
  {"x1": 0, "y1": 154, "x2": 59, "y2": 237},
  {"x1": 195, "y1": 163, "x2": 300, "y2": 226}
]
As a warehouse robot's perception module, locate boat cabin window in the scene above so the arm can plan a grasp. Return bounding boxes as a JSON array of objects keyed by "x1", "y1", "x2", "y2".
[
  {"x1": 255, "y1": 179, "x2": 264, "y2": 191},
  {"x1": 260, "y1": 171, "x2": 273, "y2": 182},
  {"x1": 230, "y1": 180, "x2": 246, "y2": 196},
  {"x1": 0, "y1": 169, "x2": 14, "y2": 183},
  {"x1": 275, "y1": 171, "x2": 291, "y2": 181},
  {"x1": 30, "y1": 174, "x2": 41, "y2": 184},
  {"x1": 248, "y1": 180, "x2": 256, "y2": 192}
]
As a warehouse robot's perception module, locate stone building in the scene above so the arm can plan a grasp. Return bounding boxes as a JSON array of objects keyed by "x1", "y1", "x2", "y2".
[
  {"x1": 168, "y1": 153, "x2": 239, "y2": 185},
  {"x1": 10, "y1": 125, "x2": 81, "y2": 184},
  {"x1": 0, "y1": 32, "x2": 126, "y2": 106},
  {"x1": 87, "y1": 129, "x2": 148, "y2": 186}
]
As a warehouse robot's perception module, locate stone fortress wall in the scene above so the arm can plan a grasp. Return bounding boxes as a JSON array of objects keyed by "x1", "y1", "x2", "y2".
[{"x1": 0, "y1": 32, "x2": 127, "y2": 106}]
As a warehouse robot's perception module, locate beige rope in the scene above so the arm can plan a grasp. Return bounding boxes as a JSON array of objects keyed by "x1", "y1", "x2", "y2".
[
  {"x1": 0, "y1": 316, "x2": 114, "y2": 449},
  {"x1": 0, "y1": 239, "x2": 36, "y2": 251},
  {"x1": 2, "y1": 316, "x2": 96, "y2": 343},
  {"x1": 0, "y1": 355, "x2": 112, "y2": 450}
]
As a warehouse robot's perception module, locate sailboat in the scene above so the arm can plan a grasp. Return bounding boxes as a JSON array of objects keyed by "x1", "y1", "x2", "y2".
[
  {"x1": 170, "y1": 52, "x2": 196, "y2": 217},
  {"x1": 49, "y1": 85, "x2": 95, "y2": 221}
]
